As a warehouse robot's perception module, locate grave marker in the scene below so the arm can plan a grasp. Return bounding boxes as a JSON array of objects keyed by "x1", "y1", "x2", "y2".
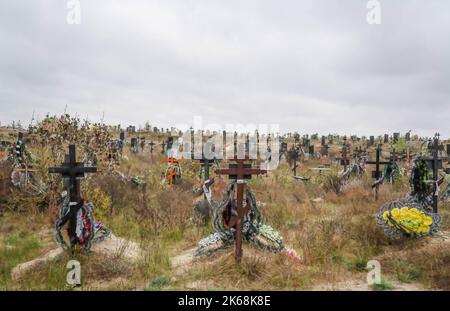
[
  {"x1": 215, "y1": 156, "x2": 267, "y2": 262},
  {"x1": 48, "y1": 145, "x2": 97, "y2": 249},
  {"x1": 366, "y1": 144, "x2": 391, "y2": 200},
  {"x1": 420, "y1": 134, "x2": 449, "y2": 213}
]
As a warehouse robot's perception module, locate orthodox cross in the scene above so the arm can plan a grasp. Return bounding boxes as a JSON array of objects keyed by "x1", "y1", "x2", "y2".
[
  {"x1": 214, "y1": 156, "x2": 267, "y2": 262},
  {"x1": 420, "y1": 134, "x2": 449, "y2": 213},
  {"x1": 366, "y1": 144, "x2": 391, "y2": 200}
]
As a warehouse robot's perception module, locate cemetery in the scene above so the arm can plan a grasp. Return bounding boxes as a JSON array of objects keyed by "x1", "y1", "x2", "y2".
[{"x1": 0, "y1": 117, "x2": 449, "y2": 291}]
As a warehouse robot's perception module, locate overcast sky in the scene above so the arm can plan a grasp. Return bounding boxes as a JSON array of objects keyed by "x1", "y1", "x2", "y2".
[{"x1": 0, "y1": 0, "x2": 448, "y2": 137}]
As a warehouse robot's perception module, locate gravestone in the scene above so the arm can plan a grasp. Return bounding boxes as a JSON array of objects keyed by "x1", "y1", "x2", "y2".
[
  {"x1": 321, "y1": 136, "x2": 326, "y2": 146},
  {"x1": 369, "y1": 136, "x2": 375, "y2": 147},
  {"x1": 384, "y1": 134, "x2": 389, "y2": 144}
]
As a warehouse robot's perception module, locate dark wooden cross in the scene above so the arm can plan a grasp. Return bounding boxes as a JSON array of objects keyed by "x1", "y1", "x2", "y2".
[
  {"x1": 48, "y1": 145, "x2": 97, "y2": 203},
  {"x1": 421, "y1": 135, "x2": 449, "y2": 213},
  {"x1": 366, "y1": 144, "x2": 391, "y2": 200},
  {"x1": 215, "y1": 157, "x2": 267, "y2": 262}
]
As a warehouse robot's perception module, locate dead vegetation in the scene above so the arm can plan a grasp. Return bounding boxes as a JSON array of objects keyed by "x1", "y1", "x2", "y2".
[{"x1": 0, "y1": 127, "x2": 449, "y2": 291}]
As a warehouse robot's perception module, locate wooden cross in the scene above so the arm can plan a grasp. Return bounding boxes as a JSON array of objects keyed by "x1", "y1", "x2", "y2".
[
  {"x1": 214, "y1": 156, "x2": 267, "y2": 262},
  {"x1": 366, "y1": 144, "x2": 390, "y2": 200},
  {"x1": 48, "y1": 145, "x2": 97, "y2": 203},
  {"x1": 421, "y1": 135, "x2": 449, "y2": 213}
]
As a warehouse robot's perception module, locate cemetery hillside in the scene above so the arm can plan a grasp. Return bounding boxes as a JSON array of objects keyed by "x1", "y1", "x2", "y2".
[{"x1": 0, "y1": 116, "x2": 449, "y2": 291}]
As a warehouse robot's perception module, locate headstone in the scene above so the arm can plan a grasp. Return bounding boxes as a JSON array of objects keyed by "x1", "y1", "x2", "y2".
[
  {"x1": 384, "y1": 134, "x2": 389, "y2": 144},
  {"x1": 369, "y1": 136, "x2": 375, "y2": 146}
]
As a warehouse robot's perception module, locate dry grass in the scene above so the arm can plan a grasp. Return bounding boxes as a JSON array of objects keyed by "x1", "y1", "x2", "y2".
[{"x1": 0, "y1": 133, "x2": 449, "y2": 290}]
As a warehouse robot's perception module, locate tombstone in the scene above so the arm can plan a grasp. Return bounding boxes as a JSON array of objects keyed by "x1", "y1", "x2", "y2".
[
  {"x1": 48, "y1": 145, "x2": 97, "y2": 250},
  {"x1": 308, "y1": 145, "x2": 314, "y2": 156},
  {"x1": 321, "y1": 136, "x2": 326, "y2": 146},
  {"x1": 369, "y1": 136, "x2": 375, "y2": 147},
  {"x1": 384, "y1": 134, "x2": 389, "y2": 144},
  {"x1": 393, "y1": 133, "x2": 400, "y2": 143},
  {"x1": 447, "y1": 144, "x2": 450, "y2": 157},
  {"x1": 214, "y1": 156, "x2": 267, "y2": 262}
]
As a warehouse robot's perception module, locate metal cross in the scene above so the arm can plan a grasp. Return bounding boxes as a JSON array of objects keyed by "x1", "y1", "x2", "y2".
[{"x1": 214, "y1": 156, "x2": 267, "y2": 262}]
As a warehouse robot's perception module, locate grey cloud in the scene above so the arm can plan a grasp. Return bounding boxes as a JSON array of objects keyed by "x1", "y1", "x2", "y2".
[{"x1": 0, "y1": 0, "x2": 448, "y2": 137}]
